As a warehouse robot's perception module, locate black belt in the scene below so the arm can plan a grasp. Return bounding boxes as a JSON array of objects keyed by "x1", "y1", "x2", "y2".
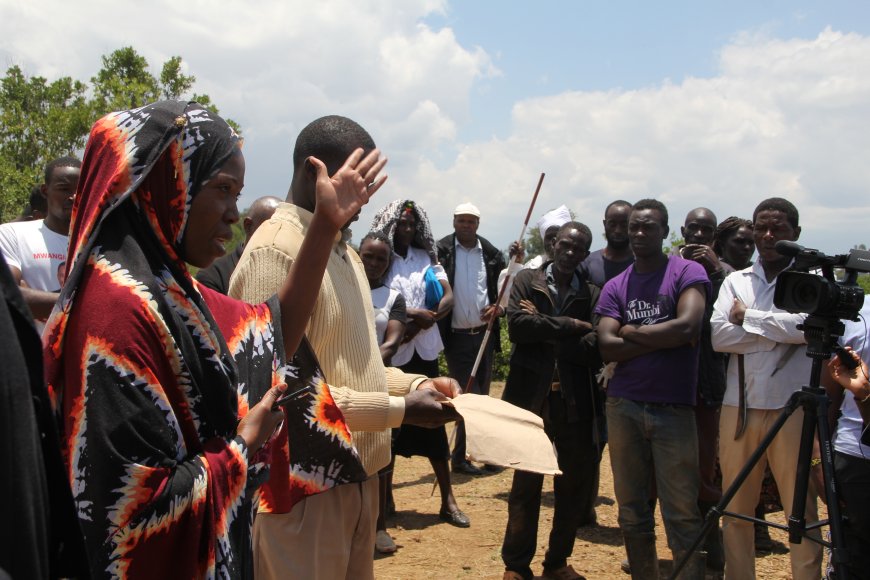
[{"x1": 452, "y1": 324, "x2": 487, "y2": 335}]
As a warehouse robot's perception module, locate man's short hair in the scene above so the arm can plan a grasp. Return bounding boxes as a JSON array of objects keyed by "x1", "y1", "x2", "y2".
[
  {"x1": 752, "y1": 197, "x2": 799, "y2": 229},
  {"x1": 558, "y1": 220, "x2": 593, "y2": 250},
  {"x1": 292, "y1": 116, "x2": 375, "y2": 173},
  {"x1": 605, "y1": 200, "x2": 632, "y2": 214},
  {"x1": 43, "y1": 156, "x2": 81, "y2": 184},
  {"x1": 632, "y1": 198, "x2": 668, "y2": 228}
]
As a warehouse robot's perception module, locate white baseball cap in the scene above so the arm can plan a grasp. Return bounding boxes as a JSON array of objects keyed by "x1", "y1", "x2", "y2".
[{"x1": 453, "y1": 202, "x2": 481, "y2": 218}]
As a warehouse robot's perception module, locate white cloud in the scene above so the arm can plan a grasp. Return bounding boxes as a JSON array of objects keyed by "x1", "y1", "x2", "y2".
[
  {"x1": 2, "y1": 4, "x2": 868, "y2": 254},
  {"x1": 364, "y1": 26, "x2": 870, "y2": 253}
]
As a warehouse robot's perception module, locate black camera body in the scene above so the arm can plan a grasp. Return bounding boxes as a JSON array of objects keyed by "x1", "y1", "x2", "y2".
[{"x1": 772, "y1": 241, "x2": 870, "y2": 321}]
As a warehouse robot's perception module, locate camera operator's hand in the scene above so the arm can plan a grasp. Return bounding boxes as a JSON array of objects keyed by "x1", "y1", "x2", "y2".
[
  {"x1": 828, "y1": 347, "x2": 870, "y2": 401},
  {"x1": 729, "y1": 298, "x2": 747, "y2": 326}
]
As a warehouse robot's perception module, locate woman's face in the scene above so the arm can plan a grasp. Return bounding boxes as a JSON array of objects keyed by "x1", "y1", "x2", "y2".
[
  {"x1": 183, "y1": 150, "x2": 244, "y2": 268},
  {"x1": 723, "y1": 224, "x2": 756, "y2": 268},
  {"x1": 394, "y1": 211, "x2": 417, "y2": 248},
  {"x1": 359, "y1": 237, "x2": 391, "y2": 283}
]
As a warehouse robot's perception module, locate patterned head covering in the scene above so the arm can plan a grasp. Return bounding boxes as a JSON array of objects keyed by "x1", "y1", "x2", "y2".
[
  {"x1": 40, "y1": 101, "x2": 362, "y2": 578},
  {"x1": 369, "y1": 199, "x2": 438, "y2": 264}
]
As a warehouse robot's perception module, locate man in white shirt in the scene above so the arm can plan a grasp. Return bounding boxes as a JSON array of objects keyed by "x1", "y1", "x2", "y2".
[
  {"x1": 0, "y1": 157, "x2": 80, "y2": 324},
  {"x1": 711, "y1": 197, "x2": 822, "y2": 579},
  {"x1": 436, "y1": 202, "x2": 507, "y2": 475}
]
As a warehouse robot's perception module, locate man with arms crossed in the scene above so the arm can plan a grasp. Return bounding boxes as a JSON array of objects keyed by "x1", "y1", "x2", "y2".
[
  {"x1": 596, "y1": 199, "x2": 709, "y2": 579},
  {"x1": 500, "y1": 222, "x2": 601, "y2": 580},
  {"x1": 711, "y1": 197, "x2": 821, "y2": 579},
  {"x1": 230, "y1": 116, "x2": 459, "y2": 580}
]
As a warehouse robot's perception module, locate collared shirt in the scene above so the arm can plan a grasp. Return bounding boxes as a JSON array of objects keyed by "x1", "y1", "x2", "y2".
[
  {"x1": 545, "y1": 263, "x2": 581, "y2": 313},
  {"x1": 711, "y1": 260, "x2": 810, "y2": 409},
  {"x1": 386, "y1": 245, "x2": 447, "y2": 366},
  {"x1": 451, "y1": 237, "x2": 488, "y2": 329}
]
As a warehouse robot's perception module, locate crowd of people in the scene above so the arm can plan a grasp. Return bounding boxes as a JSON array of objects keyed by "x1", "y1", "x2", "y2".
[{"x1": 2, "y1": 99, "x2": 868, "y2": 580}]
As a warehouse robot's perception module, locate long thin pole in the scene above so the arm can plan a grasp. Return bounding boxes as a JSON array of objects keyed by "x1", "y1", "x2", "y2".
[
  {"x1": 436, "y1": 173, "x2": 545, "y2": 493},
  {"x1": 463, "y1": 172, "x2": 545, "y2": 392}
]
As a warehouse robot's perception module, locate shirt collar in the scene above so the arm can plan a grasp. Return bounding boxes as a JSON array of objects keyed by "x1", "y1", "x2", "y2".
[{"x1": 454, "y1": 235, "x2": 481, "y2": 252}]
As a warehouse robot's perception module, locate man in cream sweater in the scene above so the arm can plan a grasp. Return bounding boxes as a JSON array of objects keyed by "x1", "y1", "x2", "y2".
[{"x1": 230, "y1": 115, "x2": 460, "y2": 580}]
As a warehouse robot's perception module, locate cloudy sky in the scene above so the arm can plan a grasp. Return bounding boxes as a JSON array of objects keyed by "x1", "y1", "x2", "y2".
[{"x1": 3, "y1": 0, "x2": 869, "y2": 255}]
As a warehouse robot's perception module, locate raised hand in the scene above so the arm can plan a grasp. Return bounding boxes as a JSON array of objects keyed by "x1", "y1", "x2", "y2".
[{"x1": 309, "y1": 148, "x2": 388, "y2": 231}]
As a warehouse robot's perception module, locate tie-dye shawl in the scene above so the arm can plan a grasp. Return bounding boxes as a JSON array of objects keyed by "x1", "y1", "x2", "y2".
[{"x1": 41, "y1": 101, "x2": 362, "y2": 579}]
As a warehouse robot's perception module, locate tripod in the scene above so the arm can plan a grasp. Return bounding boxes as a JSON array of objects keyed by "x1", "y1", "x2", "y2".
[{"x1": 671, "y1": 314, "x2": 848, "y2": 578}]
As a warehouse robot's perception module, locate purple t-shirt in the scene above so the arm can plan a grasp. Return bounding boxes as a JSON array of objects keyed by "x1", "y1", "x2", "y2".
[{"x1": 595, "y1": 255, "x2": 710, "y2": 405}]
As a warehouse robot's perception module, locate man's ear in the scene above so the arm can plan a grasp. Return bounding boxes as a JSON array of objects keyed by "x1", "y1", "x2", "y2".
[
  {"x1": 40, "y1": 183, "x2": 48, "y2": 199},
  {"x1": 305, "y1": 157, "x2": 318, "y2": 181},
  {"x1": 793, "y1": 225, "x2": 801, "y2": 242},
  {"x1": 663, "y1": 225, "x2": 670, "y2": 239}
]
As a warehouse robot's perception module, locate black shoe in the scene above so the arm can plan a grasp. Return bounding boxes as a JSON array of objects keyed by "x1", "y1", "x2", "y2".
[
  {"x1": 483, "y1": 464, "x2": 505, "y2": 474},
  {"x1": 439, "y1": 507, "x2": 471, "y2": 527},
  {"x1": 452, "y1": 460, "x2": 484, "y2": 475}
]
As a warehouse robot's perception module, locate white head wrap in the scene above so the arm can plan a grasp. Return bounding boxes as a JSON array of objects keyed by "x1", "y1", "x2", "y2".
[{"x1": 535, "y1": 205, "x2": 572, "y2": 244}]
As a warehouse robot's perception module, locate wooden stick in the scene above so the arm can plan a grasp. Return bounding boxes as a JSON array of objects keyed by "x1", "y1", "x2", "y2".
[{"x1": 463, "y1": 173, "x2": 545, "y2": 393}]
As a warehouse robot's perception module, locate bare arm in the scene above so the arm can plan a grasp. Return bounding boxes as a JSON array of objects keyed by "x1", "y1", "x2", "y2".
[
  {"x1": 379, "y1": 318, "x2": 405, "y2": 365},
  {"x1": 619, "y1": 284, "x2": 706, "y2": 349},
  {"x1": 597, "y1": 316, "x2": 658, "y2": 362},
  {"x1": 277, "y1": 148, "x2": 387, "y2": 361},
  {"x1": 8, "y1": 265, "x2": 59, "y2": 320},
  {"x1": 828, "y1": 348, "x2": 870, "y2": 426}
]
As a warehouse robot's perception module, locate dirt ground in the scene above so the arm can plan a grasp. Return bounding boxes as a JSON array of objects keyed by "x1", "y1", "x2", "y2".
[{"x1": 373, "y1": 382, "x2": 820, "y2": 579}]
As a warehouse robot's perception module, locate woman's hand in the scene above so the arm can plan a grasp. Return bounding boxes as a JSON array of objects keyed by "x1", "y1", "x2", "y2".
[
  {"x1": 829, "y1": 347, "x2": 870, "y2": 401},
  {"x1": 236, "y1": 383, "x2": 287, "y2": 452},
  {"x1": 408, "y1": 308, "x2": 438, "y2": 329},
  {"x1": 309, "y1": 148, "x2": 387, "y2": 231}
]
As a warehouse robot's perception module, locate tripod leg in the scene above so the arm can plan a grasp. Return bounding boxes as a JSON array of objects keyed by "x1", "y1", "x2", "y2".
[
  {"x1": 671, "y1": 400, "x2": 802, "y2": 580},
  {"x1": 788, "y1": 404, "x2": 816, "y2": 544},
  {"x1": 815, "y1": 391, "x2": 848, "y2": 572}
]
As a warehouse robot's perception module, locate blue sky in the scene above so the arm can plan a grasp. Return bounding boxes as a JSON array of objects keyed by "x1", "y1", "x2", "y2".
[{"x1": 2, "y1": 0, "x2": 869, "y2": 254}]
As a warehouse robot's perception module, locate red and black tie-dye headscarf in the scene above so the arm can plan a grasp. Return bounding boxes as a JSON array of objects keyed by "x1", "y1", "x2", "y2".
[{"x1": 42, "y1": 101, "x2": 364, "y2": 579}]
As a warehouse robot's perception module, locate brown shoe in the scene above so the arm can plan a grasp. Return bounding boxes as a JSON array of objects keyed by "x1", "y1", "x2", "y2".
[{"x1": 541, "y1": 564, "x2": 586, "y2": 580}]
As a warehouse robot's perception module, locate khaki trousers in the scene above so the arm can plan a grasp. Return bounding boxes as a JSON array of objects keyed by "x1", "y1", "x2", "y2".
[
  {"x1": 253, "y1": 476, "x2": 378, "y2": 580},
  {"x1": 718, "y1": 405, "x2": 822, "y2": 580}
]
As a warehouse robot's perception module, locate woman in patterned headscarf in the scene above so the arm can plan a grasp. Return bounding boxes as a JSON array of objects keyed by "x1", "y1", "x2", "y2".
[
  {"x1": 43, "y1": 101, "x2": 384, "y2": 578},
  {"x1": 369, "y1": 200, "x2": 470, "y2": 528}
]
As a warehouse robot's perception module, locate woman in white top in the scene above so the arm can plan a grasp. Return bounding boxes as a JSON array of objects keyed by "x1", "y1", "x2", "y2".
[
  {"x1": 360, "y1": 231, "x2": 406, "y2": 553},
  {"x1": 370, "y1": 200, "x2": 469, "y2": 528},
  {"x1": 823, "y1": 297, "x2": 870, "y2": 579}
]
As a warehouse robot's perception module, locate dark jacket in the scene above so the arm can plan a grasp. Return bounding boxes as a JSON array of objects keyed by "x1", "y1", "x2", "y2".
[
  {"x1": 436, "y1": 233, "x2": 507, "y2": 350},
  {"x1": 698, "y1": 266, "x2": 730, "y2": 406},
  {"x1": 1, "y1": 255, "x2": 89, "y2": 579},
  {"x1": 195, "y1": 243, "x2": 244, "y2": 295},
  {"x1": 501, "y1": 264, "x2": 602, "y2": 425}
]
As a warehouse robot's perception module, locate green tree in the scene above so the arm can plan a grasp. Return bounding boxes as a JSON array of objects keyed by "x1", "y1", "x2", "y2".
[
  {"x1": 0, "y1": 47, "x2": 240, "y2": 222},
  {"x1": 0, "y1": 66, "x2": 91, "y2": 220}
]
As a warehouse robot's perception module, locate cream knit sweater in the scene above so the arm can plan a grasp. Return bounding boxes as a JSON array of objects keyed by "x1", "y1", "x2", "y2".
[{"x1": 228, "y1": 203, "x2": 425, "y2": 475}]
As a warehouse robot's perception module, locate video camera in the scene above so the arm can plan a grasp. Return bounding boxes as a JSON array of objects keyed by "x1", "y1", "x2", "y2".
[{"x1": 772, "y1": 240, "x2": 870, "y2": 321}]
